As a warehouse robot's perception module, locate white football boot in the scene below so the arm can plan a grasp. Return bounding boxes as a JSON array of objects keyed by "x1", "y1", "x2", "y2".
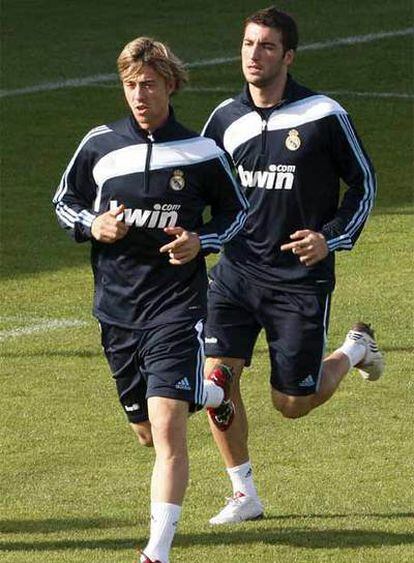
[
  {"x1": 209, "y1": 492, "x2": 264, "y2": 525},
  {"x1": 346, "y1": 322, "x2": 385, "y2": 381}
]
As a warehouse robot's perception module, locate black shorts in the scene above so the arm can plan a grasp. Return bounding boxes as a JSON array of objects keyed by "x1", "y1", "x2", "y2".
[
  {"x1": 100, "y1": 319, "x2": 205, "y2": 423},
  {"x1": 205, "y1": 264, "x2": 331, "y2": 396}
]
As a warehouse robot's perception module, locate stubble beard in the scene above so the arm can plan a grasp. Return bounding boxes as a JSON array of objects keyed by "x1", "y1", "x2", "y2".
[{"x1": 244, "y1": 63, "x2": 285, "y2": 90}]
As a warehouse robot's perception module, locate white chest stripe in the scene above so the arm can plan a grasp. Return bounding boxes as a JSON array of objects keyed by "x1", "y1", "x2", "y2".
[
  {"x1": 223, "y1": 95, "x2": 347, "y2": 157},
  {"x1": 92, "y1": 137, "x2": 222, "y2": 212},
  {"x1": 93, "y1": 137, "x2": 220, "y2": 187}
]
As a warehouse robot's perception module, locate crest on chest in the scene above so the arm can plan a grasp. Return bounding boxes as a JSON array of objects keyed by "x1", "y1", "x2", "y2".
[
  {"x1": 285, "y1": 129, "x2": 301, "y2": 151},
  {"x1": 169, "y1": 169, "x2": 185, "y2": 191}
]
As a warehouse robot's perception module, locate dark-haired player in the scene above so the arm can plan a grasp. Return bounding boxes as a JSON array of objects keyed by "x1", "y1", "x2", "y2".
[{"x1": 202, "y1": 6, "x2": 384, "y2": 524}]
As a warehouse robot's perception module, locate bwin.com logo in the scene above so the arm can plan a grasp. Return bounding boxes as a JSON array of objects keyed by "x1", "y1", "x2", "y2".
[
  {"x1": 110, "y1": 200, "x2": 180, "y2": 229},
  {"x1": 238, "y1": 163, "x2": 296, "y2": 191}
]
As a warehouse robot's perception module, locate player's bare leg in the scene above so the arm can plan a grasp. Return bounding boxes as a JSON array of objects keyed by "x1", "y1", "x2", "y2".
[
  {"x1": 205, "y1": 357, "x2": 263, "y2": 524},
  {"x1": 130, "y1": 421, "x2": 153, "y2": 447},
  {"x1": 206, "y1": 357, "x2": 248, "y2": 465},
  {"x1": 271, "y1": 351, "x2": 350, "y2": 418},
  {"x1": 125, "y1": 371, "x2": 233, "y2": 449},
  {"x1": 140, "y1": 397, "x2": 189, "y2": 563},
  {"x1": 272, "y1": 323, "x2": 385, "y2": 419}
]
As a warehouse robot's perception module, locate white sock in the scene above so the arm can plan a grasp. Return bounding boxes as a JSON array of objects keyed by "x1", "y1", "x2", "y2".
[
  {"x1": 142, "y1": 502, "x2": 181, "y2": 563},
  {"x1": 227, "y1": 461, "x2": 258, "y2": 498},
  {"x1": 338, "y1": 338, "x2": 366, "y2": 367},
  {"x1": 202, "y1": 380, "x2": 224, "y2": 408}
]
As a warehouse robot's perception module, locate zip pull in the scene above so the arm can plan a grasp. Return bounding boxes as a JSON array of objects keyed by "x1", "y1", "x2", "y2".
[
  {"x1": 260, "y1": 119, "x2": 268, "y2": 157},
  {"x1": 144, "y1": 134, "x2": 154, "y2": 193}
]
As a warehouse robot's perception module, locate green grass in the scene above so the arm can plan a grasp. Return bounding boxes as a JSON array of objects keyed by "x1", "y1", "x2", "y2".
[{"x1": 1, "y1": 0, "x2": 413, "y2": 561}]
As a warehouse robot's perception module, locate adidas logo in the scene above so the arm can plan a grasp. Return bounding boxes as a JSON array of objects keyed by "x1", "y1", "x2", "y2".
[
  {"x1": 205, "y1": 336, "x2": 218, "y2": 344},
  {"x1": 299, "y1": 375, "x2": 315, "y2": 388},
  {"x1": 175, "y1": 377, "x2": 192, "y2": 391}
]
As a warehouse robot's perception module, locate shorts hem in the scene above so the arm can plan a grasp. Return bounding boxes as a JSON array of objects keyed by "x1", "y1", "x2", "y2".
[
  {"x1": 271, "y1": 384, "x2": 317, "y2": 397},
  {"x1": 205, "y1": 351, "x2": 252, "y2": 366},
  {"x1": 125, "y1": 411, "x2": 149, "y2": 424},
  {"x1": 146, "y1": 390, "x2": 203, "y2": 412}
]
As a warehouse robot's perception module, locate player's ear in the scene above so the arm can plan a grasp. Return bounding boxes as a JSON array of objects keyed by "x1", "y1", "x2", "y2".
[
  {"x1": 166, "y1": 79, "x2": 176, "y2": 96},
  {"x1": 284, "y1": 49, "x2": 295, "y2": 66}
]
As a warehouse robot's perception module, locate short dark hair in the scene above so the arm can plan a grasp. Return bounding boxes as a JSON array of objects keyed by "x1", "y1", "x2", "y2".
[{"x1": 244, "y1": 6, "x2": 299, "y2": 52}]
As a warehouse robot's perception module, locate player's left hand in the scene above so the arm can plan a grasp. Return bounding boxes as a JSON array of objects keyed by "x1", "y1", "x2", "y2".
[
  {"x1": 160, "y1": 226, "x2": 201, "y2": 265},
  {"x1": 280, "y1": 229, "x2": 329, "y2": 267}
]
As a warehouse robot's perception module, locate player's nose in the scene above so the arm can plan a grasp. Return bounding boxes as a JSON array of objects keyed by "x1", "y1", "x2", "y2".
[
  {"x1": 133, "y1": 85, "x2": 145, "y2": 102},
  {"x1": 250, "y1": 42, "x2": 261, "y2": 59}
]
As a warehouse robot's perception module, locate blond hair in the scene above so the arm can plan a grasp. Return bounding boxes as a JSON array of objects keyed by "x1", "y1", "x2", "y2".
[{"x1": 117, "y1": 37, "x2": 188, "y2": 92}]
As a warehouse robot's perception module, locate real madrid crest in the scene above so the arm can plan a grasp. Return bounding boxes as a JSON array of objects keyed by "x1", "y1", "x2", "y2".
[
  {"x1": 285, "y1": 129, "x2": 301, "y2": 151},
  {"x1": 169, "y1": 169, "x2": 185, "y2": 191}
]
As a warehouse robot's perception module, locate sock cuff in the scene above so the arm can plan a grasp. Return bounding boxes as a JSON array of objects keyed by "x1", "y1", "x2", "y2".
[
  {"x1": 227, "y1": 461, "x2": 252, "y2": 476},
  {"x1": 338, "y1": 340, "x2": 365, "y2": 367},
  {"x1": 202, "y1": 380, "x2": 224, "y2": 408},
  {"x1": 151, "y1": 502, "x2": 182, "y2": 520}
]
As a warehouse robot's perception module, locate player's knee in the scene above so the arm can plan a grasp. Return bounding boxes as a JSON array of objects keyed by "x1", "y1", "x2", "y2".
[
  {"x1": 280, "y1": 404, "x2": 310, "y2": 419},
  {"x1": 272, "y1": 395, "x2": 311, "y2": 419},
  {"x1": 149, "y1": 409, "x2": 188, "y2": 451},
  {"x1": 131, "y1": 424, "x2": 154, "y2": 447},
  {"x1": 137, "y1": 433, "x2": 154, "y2": 447},
  {"x1": 205, "y1": 358, "x2": 244, "y2": 382}
]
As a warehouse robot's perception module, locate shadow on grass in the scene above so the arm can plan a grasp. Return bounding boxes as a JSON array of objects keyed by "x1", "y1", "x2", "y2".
[
  {"x1": 1, "y1": 514, "x2": 413, "y2": 552},
  {"x1": 0, "y1": 518, "x2": 142, "y2": 553},
  {"x1": 0, "y1": 537, "x2": 141, "y2": 552},
  {"x1": 267, "y1": 512, "x2": 414, "y2": 520},
  {"x1": 0, "y1": 517, "x2": 134, "y2": 534},
  {"x1": 178, "y1": 525, "x2": 414, "y2": 550}
]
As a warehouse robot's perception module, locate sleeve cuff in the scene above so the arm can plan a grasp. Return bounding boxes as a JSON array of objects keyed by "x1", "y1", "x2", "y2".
[{"x1": 199, "y1": 233, "x2": 222, "y2": 255}]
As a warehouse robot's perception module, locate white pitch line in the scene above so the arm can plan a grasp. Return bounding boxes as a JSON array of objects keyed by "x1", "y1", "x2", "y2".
[
  {"x1": 1, "y1": 28, "x2": 413, "y2": 99},
  {"x1": 0, "y1": 319, "x2": 88, "y2": 341},
  {"x1": 299, "y1": 27, "x2": 414, "y2": 51}
]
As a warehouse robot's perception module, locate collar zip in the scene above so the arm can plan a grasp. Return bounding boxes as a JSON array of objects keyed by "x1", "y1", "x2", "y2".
[{"x1": 144, "y1": 134, "x2": 154, "y2": 193}]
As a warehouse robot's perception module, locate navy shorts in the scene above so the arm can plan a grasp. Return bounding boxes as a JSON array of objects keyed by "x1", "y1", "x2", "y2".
[
  {"x1": 205, "y1": 263, "x2": 331, "y2": 396},
  {"x1": 100, "y1": 319, "x2": 205, "y2": 423}
]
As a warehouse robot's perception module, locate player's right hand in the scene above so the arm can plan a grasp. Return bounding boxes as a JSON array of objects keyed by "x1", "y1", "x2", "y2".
[
  {"x1": 280, "y1": 229, "x2": 328, "y2": 266},
  {"x1": 91, "y1": 204, "x2": 129, "y2": 243},
  {"x1": 159, "y1": 226, "x2": 201, "y2": 265}
]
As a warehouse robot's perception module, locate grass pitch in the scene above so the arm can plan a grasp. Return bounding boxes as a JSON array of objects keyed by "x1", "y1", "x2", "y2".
[{"x1": 1, "y1": 1, "x2": 413, "y2": 561}]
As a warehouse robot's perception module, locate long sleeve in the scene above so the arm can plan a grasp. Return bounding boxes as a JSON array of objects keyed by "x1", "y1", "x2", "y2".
[
  {"x1": 321, "y1": 113, "x2": 377, "y2": 252},
  {"x1": 52, "y1": 128, "x2": 104, "y2": 242}
]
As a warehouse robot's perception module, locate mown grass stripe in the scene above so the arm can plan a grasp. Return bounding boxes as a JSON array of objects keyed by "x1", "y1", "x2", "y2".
[{"x1": 1, "y1": 28, "x2": 412, "y2": 99}]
